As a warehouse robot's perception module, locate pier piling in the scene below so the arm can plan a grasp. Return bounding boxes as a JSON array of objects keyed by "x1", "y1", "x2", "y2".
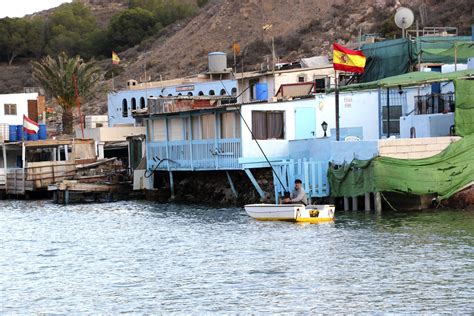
[{"x1": 343, "y1": 197, "x2": 350, "y2": 211}]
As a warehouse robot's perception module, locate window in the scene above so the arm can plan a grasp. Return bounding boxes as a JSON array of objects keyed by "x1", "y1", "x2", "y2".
[
  {"x1": 209, "y1": 90, "x2": 215, "y2": 96},
  {"x1": 168, "y1": 94, "x2": 173, "y2": 97},
  {"x1": 122, "y1": 99, "x2": 128, "y2": 117},
  {"x1": 151, "y1": 119, "x2": 165, "y2": 141},
  {"x1": 4, "y1": 103, "x2": 17, "y2": 115},
  {"x1": 382, "y1": 106, "x2": 402, "y2": 136},
  {"x1": 192, "y1": 116, "x2": 201, "y2": 140},
  {"x1": 298, "y1": 74, "x2": 306, "y2": 83},
  {"x1": 220, "y1": 112, "x2": 241, "y2": 138},
  {"x1": 168, "y1": 117, "x2": 183, "y2": 141},
  {"x1": 198, "y1": 91, "x2": 204, "y2": 96},
  {"x1": 140, "y1": 97, "x2": 145, "y2": 109},
  {"x1": 131, "y1": 98, "x2": 137, "y2": 111},
  {"x1": 314, "y1": 78, "x2": 326, "y2": 93},
  {"x1": 231, "y1": 87, "x2": 237, "y2": 97},
  {"x1": 187, "y1": 92, "x2": 193, "y2": 96},
  {"x1": 178, "y1": 93, "x2": 182, "y2": 96},
  {"x1": 251, "y1": 111, "x2": 284, "y2": 139},
  {"x1": 220, "y1": 89, "x2": 227, "y2": 95},
  {"x1": 201, "y1": 114, "x2": 216, "y2": 139}
]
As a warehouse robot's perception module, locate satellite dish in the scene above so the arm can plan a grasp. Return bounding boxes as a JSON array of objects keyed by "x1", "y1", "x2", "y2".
[{"x1": 394, "y1": 7, "x2": 414, "y2": 37}]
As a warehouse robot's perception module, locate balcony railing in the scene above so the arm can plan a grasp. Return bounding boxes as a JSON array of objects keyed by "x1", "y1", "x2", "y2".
[
  {"x1": 147, "y1": 138, "x2": 242, "y2": 171},
  {"x1": 414, "y1": 93, "x2": 455, "y2": 115}
]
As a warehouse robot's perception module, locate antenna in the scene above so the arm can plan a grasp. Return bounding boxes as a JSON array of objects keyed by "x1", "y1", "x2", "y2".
[{"x1": 394, "y1": 7, "x2": 414, "y2": 38}]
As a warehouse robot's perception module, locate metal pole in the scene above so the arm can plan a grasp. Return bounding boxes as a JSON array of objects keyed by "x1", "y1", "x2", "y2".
[
  {"x1": 271, "y1": 36, "x2": 275, "y2": 74},
  {"x1": 335, "y1": 70, "x2": 340, "y2": 141},
  {"x1": 386, "y1": 88, "x2": 390, "y2": 138},
  {"x1": 454, "y1": 43, "x2": 458, "y2": 71}
]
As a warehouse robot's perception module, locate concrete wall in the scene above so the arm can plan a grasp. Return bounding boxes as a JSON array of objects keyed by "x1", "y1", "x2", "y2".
[
  {"x1": 314, "y1": 89, "x2": 380, "y2": 140},
  {"x1": 0, "y1": 93, "x2": 38, "y2": 125},
  {"x1": 330, "y1": 140, "x2": 379, "y2": 164},
  {"x1": 240, "y1": 98, "x2": 317, "y2": 159},
  {"x1": 400, "y1": 113, "x2": 454, "y2": 138},
  {"x1": 378, "y1": 136, "x2": 460, "y2": 159},
  {"x1": 288, "y1": 137, "x2": 332, "y2": 161},
  {"x1": 77, "y1": 126, "x2": 146, "y2": 142}
]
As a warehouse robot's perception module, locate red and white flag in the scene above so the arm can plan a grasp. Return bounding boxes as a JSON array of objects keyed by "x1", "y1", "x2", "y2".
[{"x1": 23, "y1": 115, "x2": 39, "y2": 134}]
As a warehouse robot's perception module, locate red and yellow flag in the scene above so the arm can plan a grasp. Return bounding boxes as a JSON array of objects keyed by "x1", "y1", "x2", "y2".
[
  {"x1": 112, "y1": 51, "x2": 120, "y2": 65},
  {"x1": 333, "y1": 43, "x2": 366, "y2": 73}
]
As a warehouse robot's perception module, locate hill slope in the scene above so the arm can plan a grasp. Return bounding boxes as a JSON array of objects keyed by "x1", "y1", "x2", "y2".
[{"x1": 0, "y1": 0, "x2": 472, "y2": 118}]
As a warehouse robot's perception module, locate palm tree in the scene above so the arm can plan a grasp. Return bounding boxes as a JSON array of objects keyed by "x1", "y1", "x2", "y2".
[{"x1": 31, "y1": 52, "x2": 102, "y2": 135}]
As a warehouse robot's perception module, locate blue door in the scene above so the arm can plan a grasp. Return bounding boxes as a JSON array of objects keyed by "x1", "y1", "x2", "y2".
[{"x1": 295, "y1": 107, "x2": 316, "y2": 139}]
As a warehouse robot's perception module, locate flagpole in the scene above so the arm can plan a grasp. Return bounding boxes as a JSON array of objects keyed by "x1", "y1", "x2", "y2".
[{"x1": 335, "y1": 69, "x2": 340, "y2": 141}]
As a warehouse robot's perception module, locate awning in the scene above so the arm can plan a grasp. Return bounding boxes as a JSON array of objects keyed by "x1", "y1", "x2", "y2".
[{"x1": 331, "y1": 68, "x2": 474, "y2": 92}]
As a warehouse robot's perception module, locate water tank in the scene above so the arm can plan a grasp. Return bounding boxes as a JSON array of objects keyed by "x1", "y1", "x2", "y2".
[
  {"x1": 28, "y1": 132, "x2": 38, "y2": 141},
  {"x1": 255, "y1": 83, "x2": 268, "y2": 101},
  {"x1": 16, "y1": 125, "x2": 27, "y2": 141},
  {"x1": 38, "y1": 124, "x2": 47, "y2": 140},
  {"x1": 208, "y1": 52, "x2": 227, "y2": 73}
]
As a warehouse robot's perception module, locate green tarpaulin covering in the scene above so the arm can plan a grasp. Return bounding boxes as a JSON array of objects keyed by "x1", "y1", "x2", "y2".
[
  {"x1": 328, "y1": 135, "x2": 474, "y2": 200},
  {"x1": 332, "y1": 69, "x2": 474, "y2": 92},
  {"x1": 419, "y1": 41, "x2": 474, "y2": 62},
  {"x1": 454, "y1": 79, "x2": 474, "y2": 136},
  {"x1": 360, "y1": 36, "x2": 473, "y2": 82}
]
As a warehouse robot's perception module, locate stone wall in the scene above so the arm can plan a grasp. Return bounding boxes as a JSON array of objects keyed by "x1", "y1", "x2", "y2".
[
  {"x1": 378, "y1": 136, "x2": 461, "y2": 159},
  {"x1": 149, "y1": 169, "x2": 275, "y2": 206}
]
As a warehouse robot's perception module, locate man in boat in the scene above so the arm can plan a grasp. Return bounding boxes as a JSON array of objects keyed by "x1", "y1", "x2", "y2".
[{"x1": 283, "y1": 179, "x2": 308, "y2": 205}]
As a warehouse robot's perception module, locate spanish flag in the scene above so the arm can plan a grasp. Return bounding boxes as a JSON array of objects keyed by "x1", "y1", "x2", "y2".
[
  {"x1": 112, "y1": 51, "x2": 120, "y2": 65},
  {"x1": 333, "y1": 43, "x2": 366, "y2": 74}
]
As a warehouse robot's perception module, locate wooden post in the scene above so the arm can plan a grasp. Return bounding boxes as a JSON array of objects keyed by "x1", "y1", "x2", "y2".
[
  {"x1": 2, "y1": 143, "x2": 7, "y2": 193},
  {"x1": 375, "y1": 192, "x2": 382, "y2": 214},
  {"x1": 22, "y1": 142, "x2": 26, "y2": 195},
  {"x1": 64, "y1": 189, "x2": 69, "y2": 205},
  {"x1": 226, "y1": 171, "x2": 238, "y2": 198},
  {"x1": 365, "y1": 192, "x2": 371, "y2": 211},
  {"x1": 169, "y1": 171, "x2": 175, "y2": 199},
  {"x1": 343, "y1": 197, "x2": 350, "y2": 211},
  {"x1": 352, "y1": 196, "x2": 358, "y2": 211}
]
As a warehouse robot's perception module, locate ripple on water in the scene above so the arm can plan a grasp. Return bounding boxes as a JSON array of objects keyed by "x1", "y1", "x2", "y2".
[{"x1": 0, "y1": 200, "x2": 473, "y2": 313}]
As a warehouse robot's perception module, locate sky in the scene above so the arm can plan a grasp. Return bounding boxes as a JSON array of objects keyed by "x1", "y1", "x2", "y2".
[{"x1": 0, "y1": 0, "x2": 72, "y2": 18}]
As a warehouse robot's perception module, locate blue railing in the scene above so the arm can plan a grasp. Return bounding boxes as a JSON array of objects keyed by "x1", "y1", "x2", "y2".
[
  {"x1": 273, "y1": 159, "x2": 330, "y2": 199},
  {"x1": 147, "y1": 138, "x2": 242, "y2": 171}
]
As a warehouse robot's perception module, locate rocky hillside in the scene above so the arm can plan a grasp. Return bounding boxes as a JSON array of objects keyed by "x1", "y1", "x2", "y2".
[{"x1": 0, "y1": 0, "x2": 472, "y2": 118}]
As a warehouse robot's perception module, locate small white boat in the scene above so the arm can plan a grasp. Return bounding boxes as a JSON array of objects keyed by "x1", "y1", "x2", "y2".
[{"x1": 244, "y1": 204, "x2": 335, "y2": 223}]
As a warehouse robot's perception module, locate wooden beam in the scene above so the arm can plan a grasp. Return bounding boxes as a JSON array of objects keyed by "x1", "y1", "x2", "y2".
[{"x1": 245, "y1": 168, "x2": 265, "y2": 200}]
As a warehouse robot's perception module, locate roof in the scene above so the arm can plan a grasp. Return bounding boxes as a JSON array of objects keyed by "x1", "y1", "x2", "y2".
[{"x1": 333, "y1": 69, "x2": 474, "y2": 92}]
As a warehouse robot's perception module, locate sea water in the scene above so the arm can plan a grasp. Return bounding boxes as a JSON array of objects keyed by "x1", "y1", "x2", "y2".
[{"x1": 0, "y1": 200, "x2": 473, "y2": 313}]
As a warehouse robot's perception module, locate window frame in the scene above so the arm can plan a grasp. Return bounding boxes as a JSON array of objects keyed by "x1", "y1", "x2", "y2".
[
  {"x1": 4, "y1": 103, "x2": 17, "y2": 115},
  {"x1": 251, "y1": 110, "x2": 285, "y2": 140}
]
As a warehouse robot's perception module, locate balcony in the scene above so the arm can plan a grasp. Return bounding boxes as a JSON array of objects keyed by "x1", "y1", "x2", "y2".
[
  {"x1": 414, "y1": 93, "x2": 455, "y2": 115},
  {"x1": 147, "y1": 138, "x2": 242, "y2": 171}
]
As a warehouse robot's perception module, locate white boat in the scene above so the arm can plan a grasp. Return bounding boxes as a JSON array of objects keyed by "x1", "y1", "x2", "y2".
[{"x1": 244, "y1": 204, "x2": 335, "y2": 223}]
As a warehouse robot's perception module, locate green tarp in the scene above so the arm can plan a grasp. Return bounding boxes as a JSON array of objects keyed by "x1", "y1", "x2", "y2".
[
  {"x1": 360, "y1": 36, "x2": 473, "y2": 82},
  {"x1": 361, "y1": 38, "x2": 413, "y2": 83},
  {"x1": 328, "y1": 135, "x2": 474, "y2": 200},
  {"x1": 454, "y1": 79, "x2": 474, "y2": 136},
  {"x1": 332, "y1": 68, "x2": 474, "y2": 92}
]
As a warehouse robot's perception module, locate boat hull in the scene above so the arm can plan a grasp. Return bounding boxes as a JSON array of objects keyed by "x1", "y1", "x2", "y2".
[{"x1": 244, "y1": 204, "x2": 335, "y2": 223}]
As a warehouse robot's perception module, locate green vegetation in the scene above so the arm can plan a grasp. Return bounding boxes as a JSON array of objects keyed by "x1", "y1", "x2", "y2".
[
  {"x1": 0, "y1": 0, "x2": 203, "y2": 65},
  {"x1": 31, "y1": 52, "x2": 102, "y2": 134}
]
